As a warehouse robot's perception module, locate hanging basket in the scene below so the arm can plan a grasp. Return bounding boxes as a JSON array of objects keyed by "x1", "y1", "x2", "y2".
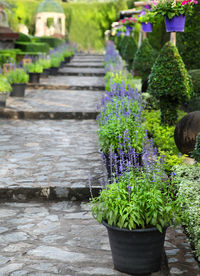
[
  {"x1": 165, "y1": 15, "x2": 185, "y2": 32},
  {"x1": 142, "y1": 22, "x2": 153, "y2": 32}
]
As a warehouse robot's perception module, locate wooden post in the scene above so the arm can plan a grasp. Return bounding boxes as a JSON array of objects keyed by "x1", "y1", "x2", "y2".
[
  {"x1": 138, "y1": 29, "x2": 143, "y2": 47},
  {"x1": 170, "y1": 32, "x2": 176, "y2": 46}
]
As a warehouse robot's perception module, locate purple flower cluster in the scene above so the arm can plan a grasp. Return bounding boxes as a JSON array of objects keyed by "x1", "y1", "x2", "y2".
[{"x1": 98, "y1": 42, "x2": 161, "y2": 182}]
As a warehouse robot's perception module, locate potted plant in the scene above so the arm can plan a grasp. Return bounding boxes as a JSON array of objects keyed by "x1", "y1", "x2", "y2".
[
  {"x1": 24, "y1": 63, "x2": 43, "y2": 83},
  {"x1": 137, "y1": 10, "x2": 156, "y2": 32},
  {"x1": 49, "y1": 57, "x2": 61, "y2": 75},
  {"x1": 0, "y1": 75, "x2": 12, "y2": 107},
  {"x1": 90, "y1": 157, "x2": 181, "y2": 275},
  {"x1": 7, "y1": 68, "x2": 29, "y2": 97},
  {"x1": 38, "y1": 59, "x2": 51, "y2": 78},
  {"x1": 152, "y1": 0, "x2": 198, "y2": 32}
]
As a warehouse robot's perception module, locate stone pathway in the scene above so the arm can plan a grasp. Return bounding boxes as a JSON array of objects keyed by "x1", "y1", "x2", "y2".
[
  {"x1": 0, "y1": 54, "x2": 199, "y2": 275},
  {"x1": 0, "y1": 201, "x2": 199, "y2": 276}
]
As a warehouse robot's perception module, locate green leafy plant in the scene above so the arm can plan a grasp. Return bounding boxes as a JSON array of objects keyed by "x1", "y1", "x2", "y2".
[
  {"x1": 90, "y1": 161, "x2": 180, "y2": 232},
  {"x1": 0, "y1": 75, "x2": 12, "y2": 93},
  {"x1": 6, "y1": 68, "x2": 29, "y2": 84},
  {"x1": 152, "y1": 0, "x2": 198, "y2": 19},
  {"x1": 24, "y1": 63, "x2": 43, "y2": 73},
  {"x1": 50, "y1": 57, "x2": 61, "y2": 68},
  {"x1": 105, "y1": 71, "x2": 135, "y2": 92},
  {"x1": 133, "y1": 38, "x2": 157, "y2": 85},
  {"x1": 121, "y1": 36, "x2": 137, "y2": 69},
  {"x1": 137, "y1": 10, "x2": 157, "y2": 24},
  {"x1": 98, "y1": 96, "x2": 146, "y2": 154},
  {"x1": 144, "y1": 109, "x2": 185, "y2": 172},
  {"x1": 38, "y1": 59, "x2": 51, "y2": 70},
  {"x1": 191, "y1": 132, "x2": 200, "y2": 162},
  {"x1": 148, "y1": 42, "x2": 193, "y2": 125},
  {"x1": 173, "y1": 164, "x2": 200, "y2": 261}
]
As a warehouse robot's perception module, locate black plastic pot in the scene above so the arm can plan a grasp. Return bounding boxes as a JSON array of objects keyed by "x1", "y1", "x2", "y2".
[
  {"x1": 49, "y1": 67, "x2": 59, "y2": 75},
  {"x1": 60, "y1": 61, "x2": 65, "y2": 68},
  {"x1": 64, "y1": 56, "x2": 70, "y2": 63},
  {"x1": 41, "y1": 69, "x2": 49, "y2": 78},
  {"x1": 11, "y1": 83, "x2": 26, "y2": 97},
  {"x1": 29, "y1": 73, "x2": 40, "y2": 83},
  {"x1": 103, "y1": 221, "x2": 167, "y2": 275}
]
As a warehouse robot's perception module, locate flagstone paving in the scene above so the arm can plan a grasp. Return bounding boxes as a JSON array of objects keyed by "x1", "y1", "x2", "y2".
[
  {"x1": 0, "y1": 201, "x2": 198, "y2": 276},
  {"x1": 0, "y1": 54, "x2": 199, "y2": 275},
  {"x1": 0, "y1": 119, "x2": 102, "y2": 200},
  {"x1": 6, "y1": 89, "x2": 103, "y2": 113}
]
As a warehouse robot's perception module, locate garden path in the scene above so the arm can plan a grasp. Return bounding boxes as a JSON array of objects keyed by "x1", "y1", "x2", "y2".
[{"x1": 0, "y1": 54, "x2": 199, "y2": 276}]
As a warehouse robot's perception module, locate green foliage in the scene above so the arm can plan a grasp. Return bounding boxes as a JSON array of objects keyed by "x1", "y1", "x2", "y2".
[
  {"x1": 137, "y1": 11, "x2": 157, "y2": 24},
  {"x1": 189, "y1": 69, "x2": 200, "y2": 96},
  {"x1": 191, "y1": 132, "x2": 200, "y2": 163},
  {"x1": 0, "y1": 75, "x2": 12, "y2": 93},
  {"x1": 6, "y1": 0, "x2": 128, "y2": 51},
  {"x1": 173, "y1": 164, "x2": 200, "y2": 261},
  {"x1": 15, "y1": 42, "x2": 49, "y2": 53},
  {"x1": 105, "y1": 71, "x2": 135, "y2": 92},
  {"x1": 33, "y1": 37, "x2": 64, "y2": 48},
  {"x1": 50, "y1": 57, "x2": 61, "y2": 68},
  {"x1": 148, "y1": 42, "x2": 193, "y2": 125},
  {"x1": 37, "y1": 59, "x2": 51, "y2": 70},
  {"x1": 120, "y1": 36, "x2": 137, "y2": 69},
  {"x1": 177, "y1": 2, "x2": 200, "y2": 69},
  {"x1": 98, "y1": 96, "x2": 146, "y2": 154},
  {"x1": 24, "y1": 63, "x2": 43, "y2": 73},
  {"x1": 16, "y1": 32, "x2": 32, "y2": 42},
  {"x1": 133, "y1": 38, "x2": 157, "y2": 82},
  {"x1": 144, "y1": 110, "x2": 185, "y2": 172},
  {"x1": 90, "y1": 165, "x2": 180, "y2": 231},
  {"x1": 142, "y1": 93, "x2": 160, "y2": 110},
  {"x1": 148, "y1": 20, "x2": 170, "y2": 52},
  {"x1": 7, "y1": 68, "x2": 29, "y2": 84},
  {"x1": 0, "y1": 49, "x2": 20, "y2": 66},
  {"x1": 152, "y1": 0, "x2": 197, "y2": 19}
]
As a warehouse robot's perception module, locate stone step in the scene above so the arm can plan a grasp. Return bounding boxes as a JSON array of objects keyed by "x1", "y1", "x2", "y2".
[
  {"x1": 1, "y1": 89, "x2": 103, "y2": 120},
  {"x1": 58, "y1": 67, "x2": 105, "y2": 77},
  {"x1": 66, "y1": 63, "x2": 104, "y2": 68},
  {"x1": 28, "y1": 76, "x2": 105, "y2": 91},
  {"x1": 0, "y1": 119, "x2": 102, "y2": 201},
  {"x1": 0, "y1": 201, "x2": 198, "y2": 276}
]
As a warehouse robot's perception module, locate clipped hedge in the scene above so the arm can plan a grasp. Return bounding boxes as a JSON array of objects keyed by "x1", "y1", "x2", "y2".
[
  {"x1": 33, "y1": 37, "x2": 64, "y2": 48},
  {"x1": 15, "y1": 42, "x2": 50, "y2": 53},
  {"x1": 133, "y1": 38, "x2": 157, "y2": 84},
  {"x1": 15, "y1": 32, "x2": 32, "y2": 42}
]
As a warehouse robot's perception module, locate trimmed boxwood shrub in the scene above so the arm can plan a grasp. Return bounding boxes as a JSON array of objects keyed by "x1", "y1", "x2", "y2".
[
  {"x1": 120, "y1": 36, "x2": 137, "y2": 70},
  {"x1": 33, "y1": 37, "x2": 64, "y2": 48},
  {"x1": 133, "y1": 38, "x2": 157, "y2": 91},
  {"x1": 148, "y1": 42, "x2": 193, "y2": 125},
  {"x1": 15, "y1": 32, "x2": 31, "y2": 42},
  {"x1": 15, "y1": 42, "x2": 50, "y2": 53}
]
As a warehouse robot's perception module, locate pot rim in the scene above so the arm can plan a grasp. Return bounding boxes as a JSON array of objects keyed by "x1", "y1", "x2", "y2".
[{"x1": 102, "y1": 220, "x2": 168, "y2": 233}]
